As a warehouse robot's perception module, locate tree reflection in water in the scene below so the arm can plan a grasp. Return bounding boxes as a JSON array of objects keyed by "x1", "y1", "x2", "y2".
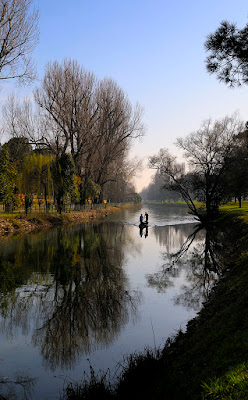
[
  {"x1": 0, "y1": 372, "x2": 37, "y2": 400},
  {"x1": 0, "y1": 223, "x2": 141, "y2": 371},
  {"x1": 147, "y1": 223, "x2": 230, "y2": 311}
]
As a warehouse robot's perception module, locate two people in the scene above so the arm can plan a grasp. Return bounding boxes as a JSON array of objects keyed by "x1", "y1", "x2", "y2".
[
  {"x1": 140, "y1": 212, "x2": 148, "y2": 224},
  {"x1": 139, "y1": 212, "x2": 149, "y2": 238}
]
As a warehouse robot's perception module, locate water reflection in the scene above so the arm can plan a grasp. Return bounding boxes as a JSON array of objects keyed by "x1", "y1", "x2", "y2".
[
  {"x1": 0, "y1": 371, "x2": 37, "y2": 400},
  {"x1": 0, "y1": 223, "x2": 141, "y2": 371},
  {"x1": 147, "y1": 223, "x2": 228, "y2": 311},
  {"x1": 139, "y1": 224, "x2": 148, "y2": 238}
]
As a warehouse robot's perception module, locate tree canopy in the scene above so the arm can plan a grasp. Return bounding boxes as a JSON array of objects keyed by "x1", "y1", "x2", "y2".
[{"x1": 205, "y1": 20, "x2": 248, "y2": 87}]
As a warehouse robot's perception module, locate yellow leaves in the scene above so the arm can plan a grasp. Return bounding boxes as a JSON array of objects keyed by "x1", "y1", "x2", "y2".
[
  {"x1": 73, "y1": 174, "x2": 82, "y2": 187},
  {"x1": 22, "y1": 153, "x2": 55, "y2": 196},
  {"x1": 72, "y1": 253, "x2": 81, "y2": 265}
]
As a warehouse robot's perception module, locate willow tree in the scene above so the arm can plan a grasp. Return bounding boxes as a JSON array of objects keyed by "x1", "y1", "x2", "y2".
[{"x1": 22, "y1": 153, "x2": 54, "y2": 210}]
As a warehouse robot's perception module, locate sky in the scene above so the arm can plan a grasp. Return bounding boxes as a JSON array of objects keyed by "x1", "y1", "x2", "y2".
[{"x1": 1, "y1": 0, "x2": 248, "y2": 192}]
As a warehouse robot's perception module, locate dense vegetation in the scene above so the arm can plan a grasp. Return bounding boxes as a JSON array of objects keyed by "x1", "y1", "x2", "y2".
[{"x1": 0, "y1": 70, "x2": 143, "y2": 211}]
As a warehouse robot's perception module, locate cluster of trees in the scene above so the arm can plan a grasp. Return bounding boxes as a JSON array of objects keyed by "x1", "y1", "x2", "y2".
[
  {"x1": 0, "y1": 1, "x2": 143, "y2": 210},
  {"x1": 149, "y1": 115, "x2": 248, "y2": 223},
  {"x1": 0, "y1": 131, "x2": 141, "y2": 212},
  {"x1": 146, "y1": 18, "x2": 248, "y2": 223},
  {"x1": 1, "y1": 63, "x2": 143, "y2": 209},
  {"x1": 0, "y1": 138, "x2": 80, "y2": 213},
  {"x1": 1, "y1": 59, "x2": 144, "y2": 208}
]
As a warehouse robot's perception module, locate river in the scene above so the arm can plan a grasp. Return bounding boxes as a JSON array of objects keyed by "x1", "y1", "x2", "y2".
[{"x1": 0, "y1": 204, "x2": 218, "y2": 399}]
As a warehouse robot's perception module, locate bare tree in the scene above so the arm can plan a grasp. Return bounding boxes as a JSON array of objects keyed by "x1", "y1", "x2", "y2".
[
  {"x1": 0, "y1": 0, "x2": 39, "y2": 83},
  {"x1": 148, "y1": 148, "x2": 198, "y2": 213},
  {"x1": 34, "y1": 60, "x2": 145, "y2": 202},
  {"x1": 84, "y1": 78, "x2": 144, "y2": 200},
  {"x1": 34, "y1": 59, "x2": 98, "y2": 162},
  {"x1": 2, "y1": 94, "x2": 46, "y2": 150},
  {"x1": 149, "y1": 115, "x2": 244, "y2": 223},
  {"x1": 103, "y1": 156, "x2": 142, "y2": 202}
]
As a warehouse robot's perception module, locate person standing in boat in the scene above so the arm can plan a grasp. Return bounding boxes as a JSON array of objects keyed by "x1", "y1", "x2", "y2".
[
  {"x1": 140, "y1": 214, "x2": 143, "y2": 224},
  {"x1": 145, "y1": 212, "x2": 148, "y2": 223}
]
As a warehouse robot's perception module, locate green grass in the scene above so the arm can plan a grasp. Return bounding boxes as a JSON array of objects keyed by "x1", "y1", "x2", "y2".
[
  {"x1": 220, "y1": 201, "x2": 248, "y2": 224},
  {"x1": 143, "y1": 200, "x2": 204, "y2": 209},
  {"x1": 202, "y1": 363, "x2": 248, "y2": 399},
  {"x1": 220, "y1": 200, "x2": 248, "y2": 213}
]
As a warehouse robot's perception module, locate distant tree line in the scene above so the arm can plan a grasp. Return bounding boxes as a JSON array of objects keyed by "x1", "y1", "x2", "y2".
[{"x1": 140, "y1": 171, "x2": 182, "y2": 202}]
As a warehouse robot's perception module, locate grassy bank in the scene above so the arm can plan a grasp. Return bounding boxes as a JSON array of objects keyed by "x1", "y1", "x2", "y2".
[
  {"x1": 61, "y1": 210, "x2": 248, "y2": 400},
  {"x1": 220, "y1": 200, "x2": 248, "y2": 223},
  {"x1": 143, "y1": 200, "x2": 189, "y2": 207},
  {"x1": 0, "y1": 203, "x2": 139, "y2": 237}
]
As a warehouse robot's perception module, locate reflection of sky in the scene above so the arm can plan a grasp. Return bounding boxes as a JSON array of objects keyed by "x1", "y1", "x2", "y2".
[{"x1": 0, "y1": 205, "x2": 203, "y2": 399}]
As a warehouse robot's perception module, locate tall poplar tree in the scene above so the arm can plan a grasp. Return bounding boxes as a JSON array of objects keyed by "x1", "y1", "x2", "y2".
[{"x1": 0, "y1": 145, "x2": 16, "y2": 204}]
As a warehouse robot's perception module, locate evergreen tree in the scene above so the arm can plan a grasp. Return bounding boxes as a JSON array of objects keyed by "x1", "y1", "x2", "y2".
[{"x1": 0, "y1": 145, "x2": 17, "y2": 205}]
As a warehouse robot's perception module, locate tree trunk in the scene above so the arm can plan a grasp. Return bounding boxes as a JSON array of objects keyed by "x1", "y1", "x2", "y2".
[{"x1": 238, "y1": 195, "x2": 242, "y2": 208}]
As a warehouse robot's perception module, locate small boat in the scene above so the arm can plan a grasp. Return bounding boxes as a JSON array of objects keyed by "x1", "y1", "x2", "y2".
[{"x1": 139, "y1": 221, "x2": 148, "y2": 229}]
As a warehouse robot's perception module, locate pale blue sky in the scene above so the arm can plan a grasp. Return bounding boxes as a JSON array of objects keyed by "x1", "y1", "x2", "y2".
[{"x1": 1, "y1": 0, "x2": 248, "y2": 191}]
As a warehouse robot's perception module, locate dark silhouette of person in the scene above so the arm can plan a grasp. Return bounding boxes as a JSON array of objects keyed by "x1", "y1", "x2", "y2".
[
  {"x1": 145, "y1": 226, "x2": 148, "y2": 238},
  {"x1": 145, "y1": 212, "x2": 148, "y2": 223},
  {"x1": 140, "y1": 214, "x2": 143, "y2": 224}
]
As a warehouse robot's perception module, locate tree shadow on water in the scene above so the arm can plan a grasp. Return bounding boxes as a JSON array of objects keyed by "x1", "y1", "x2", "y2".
[
  {"x1": 0, "y1": 223, "x2": 141, "y2": 372},
  {"x1": 147, "y1": 221, "x2": 233, "y2": 311}
]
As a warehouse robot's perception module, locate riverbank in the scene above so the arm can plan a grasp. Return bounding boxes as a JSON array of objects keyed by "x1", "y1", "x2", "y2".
[
  {"x1": 0, "y1": 204, "x2": 138, "y2": 237},
  {"x1": 143, "y1": 200, "x2": 188, "y2": 207},
  {"x1": 61, "y1": 210, "x2": 248, "y2": 400}
]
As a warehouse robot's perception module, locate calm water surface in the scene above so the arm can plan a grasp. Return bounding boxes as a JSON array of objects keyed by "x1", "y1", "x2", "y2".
[{"x1": 0, "y1": 204, "x2": 217, "y2": 399}]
